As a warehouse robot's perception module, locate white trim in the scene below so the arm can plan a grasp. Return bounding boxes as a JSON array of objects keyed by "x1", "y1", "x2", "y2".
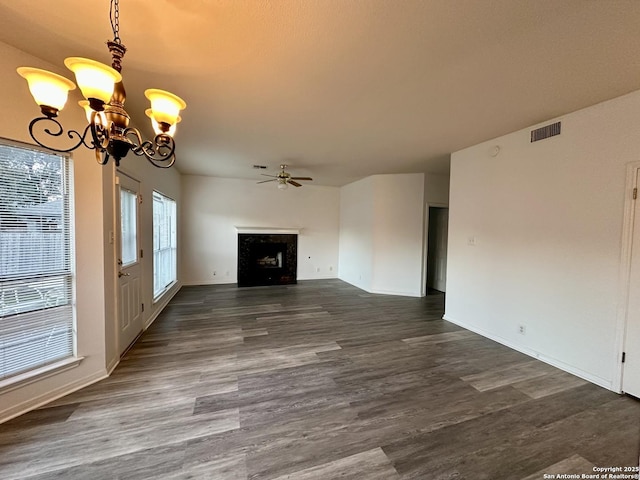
[
  {"x1": 145, "y1": 281, "x2": 182, "y2": 330},
  {"x1": 443, "y1": 314, "x2": 613, "y2": 391},
  {"x1": 0, "y1": 368, "x2": 107, "y2": 424},
  {"x1": 335, "y1": 277, "x2": 422, "y2": 298},
  {"x1": 370, "y1": 288, "x2": 422, "y2": 298},
  {"x1": 235, "y1": 226, "x2": 302, "y2": 235},
  {"x1": 0, "y1": 356, "x2": 84, "y2": 394},
  {"x1": 106, "y1": 355, "x2": 119, "y2": 376},
  {"x1": 181, "y1": 280, "x2": 235, "y2": 286},
  {"x1": 614, "y1": 162, "x2": 640, "y2": 393}
]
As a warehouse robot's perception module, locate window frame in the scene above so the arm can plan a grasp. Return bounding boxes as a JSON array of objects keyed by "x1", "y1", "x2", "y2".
[
  {"x1": 0, "y1": 137, "x2": 77, "y2": 388},
  {"x1": 152, "y1": 190, "x2": 177, "y2": 302}
]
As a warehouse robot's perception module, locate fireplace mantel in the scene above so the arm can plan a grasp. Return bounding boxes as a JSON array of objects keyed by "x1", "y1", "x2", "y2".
[{"x1": 235, "y1": 226, "x2": 302, "y2": 235}]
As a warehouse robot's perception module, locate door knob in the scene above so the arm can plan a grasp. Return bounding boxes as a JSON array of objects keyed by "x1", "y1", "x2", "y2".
[{"x1": 118, "y1": 271, "x2": 130, "y2": 278}]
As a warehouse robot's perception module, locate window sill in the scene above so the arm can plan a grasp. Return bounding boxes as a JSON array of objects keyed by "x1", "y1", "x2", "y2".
[
  {"x1": 0, "y1": 356, "x2": 84, "y2": 395},
  {"x1": 153, "y1": 280, "x2": 177, "y2": 304}
]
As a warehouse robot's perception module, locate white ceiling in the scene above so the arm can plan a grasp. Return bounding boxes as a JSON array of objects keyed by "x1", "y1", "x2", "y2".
[{"x1": 2, "y1": 0, "x2": 640, "y2": 186}]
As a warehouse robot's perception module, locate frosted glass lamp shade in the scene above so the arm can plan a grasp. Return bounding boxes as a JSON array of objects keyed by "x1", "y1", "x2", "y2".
[
  {"x1": 145, "y1": 109, "x2": 179, "y2": 137},
  {"x1": 78, "y1": 100, "x2": 93, "y2": 123},
  {"x1": 64, "y1": 57, "x2": 121, "y2": 105},
  {"x1": 277, "y1": 180, "x2": 288, "y2": 190},
  {"x1": 16, "y1": 67, "x2": 76, "y2": 112},
  {"x1": 79, "y1": 100, "x2": 107, "y2": 124},
  {"x1": 145, "y1": 89, "x2": 186, "y2": 127}
]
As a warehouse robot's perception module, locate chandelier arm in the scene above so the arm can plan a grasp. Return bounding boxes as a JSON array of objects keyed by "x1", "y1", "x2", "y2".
[
  {"x1": 27, "y1": 117, "x2": 94, "y2": 153},
  {"x1": 95, "y1": 148, "x2": 110, "y2": 166},
  {"x1": 89, "y1": 119, "x2": 110, "y2": 152},
  {"x1": 124, "y1": 128, "x2": 176, "y2": 168}
]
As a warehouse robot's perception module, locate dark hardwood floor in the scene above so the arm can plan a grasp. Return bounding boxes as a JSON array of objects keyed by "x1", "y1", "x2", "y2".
[{"x1": 1, "y1": 279, "x2": 638, "y2": 479}]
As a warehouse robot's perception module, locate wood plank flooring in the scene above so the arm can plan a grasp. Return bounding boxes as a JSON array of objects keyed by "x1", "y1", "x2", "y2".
[{"x1": 1, "y1": 279, "x2": 638, "y2": 479}]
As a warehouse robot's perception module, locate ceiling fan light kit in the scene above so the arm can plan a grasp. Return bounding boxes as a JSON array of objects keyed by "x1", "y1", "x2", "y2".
[
  {"x1": 16, "y1": 0, "x2": 186, "y2": 168},
  {"x1": 257, "y1": 164, "x2": 313, "y2": 190}
]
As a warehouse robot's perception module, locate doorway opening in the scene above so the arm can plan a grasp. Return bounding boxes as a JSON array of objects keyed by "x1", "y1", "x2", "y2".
[
  {"x1": 426, "y1": 206, "x2": 448, "y2": 295},
  {"x1": 617, "y1": 163, "x2": 640, "y2": 397}
]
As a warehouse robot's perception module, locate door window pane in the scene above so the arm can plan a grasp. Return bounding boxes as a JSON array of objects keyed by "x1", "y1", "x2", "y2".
[{"x1": 120, "y1": 188, "x2": 137, "y2": 266}]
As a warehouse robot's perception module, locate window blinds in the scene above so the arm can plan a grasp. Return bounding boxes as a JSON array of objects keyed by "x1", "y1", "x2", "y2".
[
  {"x1": 152, "y1": 191, "x2": 177, "y2": 300},
  {"x1": 0, "y1": 142, "x2": 74, "y2": 380}
]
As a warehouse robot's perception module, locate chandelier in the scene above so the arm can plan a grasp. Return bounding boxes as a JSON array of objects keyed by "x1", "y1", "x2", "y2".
[{"x1": 16, "y1": 0, "x2": 186, "y2": 168}]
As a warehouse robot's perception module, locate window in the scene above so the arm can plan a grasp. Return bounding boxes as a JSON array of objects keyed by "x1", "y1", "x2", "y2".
[
  {"x1": 120, "y1": 188, "x2": 138, "y2": 266},
  {"x1": 153, "y1": 191, "x2": 177, "y2": 300},
  {"x1": 0, "y1": 141, "x2": 74, "y2": 381}
]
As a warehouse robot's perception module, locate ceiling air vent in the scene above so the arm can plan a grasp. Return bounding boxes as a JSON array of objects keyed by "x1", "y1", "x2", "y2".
[
  {"x1": 253, "y1": 165, "x2": 268, "y2": 169},
  {"x1": 531, "y1": 121, "x2": 561, "y2": 142}
]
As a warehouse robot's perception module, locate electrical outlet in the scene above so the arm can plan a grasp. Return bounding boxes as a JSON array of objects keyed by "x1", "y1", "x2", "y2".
[
  {"x1": 316, "y1": 267, "x2": 320, "y2": 273},
  {"x1": 225, "y1": 271, "x2": 229, "y2": 276},
  {"x1": 518, "y1": 325, "x2": 526, "y2": 335},
  {"x1": 329, "y1": 266, "x2": 333, "y2": 272}
]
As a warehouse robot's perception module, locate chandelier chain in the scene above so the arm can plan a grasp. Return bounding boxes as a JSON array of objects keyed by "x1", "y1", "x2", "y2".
[
  {"x1": 18, "y1": 0, "x2": 183, "y2": 169},
  {"x1": 110, "y1": 0, "x2": 121, "y2": 44}
]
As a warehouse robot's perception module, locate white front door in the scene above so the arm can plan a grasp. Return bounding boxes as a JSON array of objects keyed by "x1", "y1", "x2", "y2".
[
  {"x1": 116, "y1": 173, "x2": 143, "y2": 356},
  {"x1": 622, "y1": 168, "x2": 640, "y2": 398}
]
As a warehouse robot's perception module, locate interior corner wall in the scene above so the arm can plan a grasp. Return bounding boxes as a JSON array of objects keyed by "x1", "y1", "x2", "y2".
[
  {"x1": 180, "y1": 175, "x2": 340, "y2": 285},
  {"x1": 0, "y1": 41, "x2": 110, "y2": 422},
  {"x1": 446, "y1": 89, "x2": 640, "y2": 390},
  {"x1": 338, "y1": 177, "x2": 375, "y2": 291},
  {"x1": 371, "y1": 174, "x2": 425, "y2": 296},
  {"x1": 338, "y1": 173, "x2": 425, "y2": 297}
]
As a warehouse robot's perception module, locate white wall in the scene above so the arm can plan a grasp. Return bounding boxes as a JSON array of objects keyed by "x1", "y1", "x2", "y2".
[
  {"x1": 425, "y1": 173, "x2": 450, "y2": 205},
  {"x1": 338, "y1": 177, "x2": 375, "y2": 291},
  {"x1": 339, "y1": 173, "x2": 425, "y2": 297},
  {"x1": 371, "y1": 174, "x2": 425, "y2": 296},
  {"x1": 181, "y1": 175, "x2": 340, "y2": 285},
  {"x1": 446, "y1": 89, "x2": 640, "y2": 390},
  {"x1": 0, "y1": 41, "x2": 109, "y2": 421}
]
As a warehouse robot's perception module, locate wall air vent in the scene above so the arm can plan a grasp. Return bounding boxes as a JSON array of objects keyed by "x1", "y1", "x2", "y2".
[{"x1": 530, "y1": 121, "x2": 561, "y2": 142}]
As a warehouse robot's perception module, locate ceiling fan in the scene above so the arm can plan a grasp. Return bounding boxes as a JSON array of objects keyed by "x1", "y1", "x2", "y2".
[{"x1": 257, "y1": 164, "x2": 313, "y2": 189}]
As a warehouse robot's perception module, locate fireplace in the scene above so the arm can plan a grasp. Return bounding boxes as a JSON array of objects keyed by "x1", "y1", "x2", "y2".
[{"x1": 237, "y1": 233, "x2": 297, "y2": 287}]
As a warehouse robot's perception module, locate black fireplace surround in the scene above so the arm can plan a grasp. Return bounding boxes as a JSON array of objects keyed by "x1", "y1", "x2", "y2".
[{"x1": 237, "y1": 234, "x2": 297, "y2": 287}]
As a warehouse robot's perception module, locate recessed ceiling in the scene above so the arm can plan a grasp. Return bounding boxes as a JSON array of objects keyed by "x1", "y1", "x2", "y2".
[{"x1": 2, "y1": 0, "x2": 640, "y2": 185}]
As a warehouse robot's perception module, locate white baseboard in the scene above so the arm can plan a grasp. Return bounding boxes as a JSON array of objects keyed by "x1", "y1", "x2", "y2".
[
  {"x1": 0, "y1": 369, "x2": 108, "y2": 424},
  {"x1": 144, "y1": 281, "x2": 182, "y2": 330},
  {"x1": 181, "y1": 280, "x2": 235, "y2": 286},
  {"x1": 442, "y1": 314, "x2": 613, "y2": 391},
  {"x1": 337, "y1": 277, "x2": 422, "y2": 298},
  {"x1": 370, "y1": 288, "x2": 422, "y2": 298},
  {"x1": 336, "y1": 277, "x2": 370, "y2": 293},
  {"x1": 106, "y1": 355, "x2": 119, "y2": 375}
]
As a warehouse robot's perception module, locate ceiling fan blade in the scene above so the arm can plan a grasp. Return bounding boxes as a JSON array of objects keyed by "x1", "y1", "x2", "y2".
[
  {"x1": 257, "y1": 179, "x2": 277, "y2": 184},
  {"x1": 260, "y1": 174, "x2": 278, "y2": 178},
  {"x1": 287, "y1": 180, "x2": 302, "y2": 187},
  {"x1": 290, "y1": 177, "x2": 313, "y2": 181}
]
